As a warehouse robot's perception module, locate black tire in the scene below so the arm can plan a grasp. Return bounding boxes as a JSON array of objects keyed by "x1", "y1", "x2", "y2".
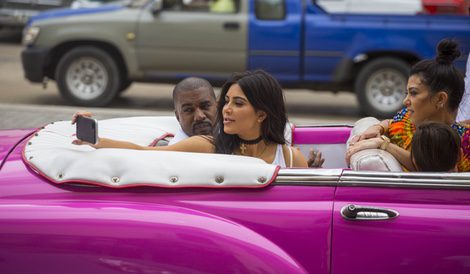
[
  {"x1": 355, "y1": 58, "x2": 410, "y2": 118},
  {"x1": 118, "y1": 79, "x2": 133, "y2": 94},
  {"x1": 55, "y1": 46, "x2": 121, "y2": 106}
]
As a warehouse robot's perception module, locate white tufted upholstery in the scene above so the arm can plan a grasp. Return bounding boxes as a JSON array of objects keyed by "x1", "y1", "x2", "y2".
[
  {"x1": 23, "y1": 117, "x2": 279, "y2": 188},
  {"x1": 348, "y1": 117, "x2": 403, "y2": 172}
]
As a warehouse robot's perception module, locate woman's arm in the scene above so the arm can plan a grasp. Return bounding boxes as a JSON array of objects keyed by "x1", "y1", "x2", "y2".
[
  {"x1": 350, "y1": 119, "x2": 391, "y2": 144},
  {"x1": 74, "y1": 135, "x2": 215, "y2": 154},
  {"x1": 346, "y1": 137, "x2": 415, "y2": 171},
  {"x1": 290, "y1": 147, "x2": 308, "y2": 168},
  {"x1": 460, "y1": 119, "x2": 470, "y2": 125},
  {"x1": 385, "y1": 143, "x2": 415, "y2": 171}
]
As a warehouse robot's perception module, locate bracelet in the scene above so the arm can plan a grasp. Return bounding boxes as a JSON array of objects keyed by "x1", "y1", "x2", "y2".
[
  {"x1": 375, "y1": 123, "x2": 386, "y2": 134},
  {"x1": 380, "y1": 135, "x2": 390, "y2": 150}
]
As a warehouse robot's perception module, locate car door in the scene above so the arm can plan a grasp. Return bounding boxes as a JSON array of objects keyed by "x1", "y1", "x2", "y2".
[
  {"x1": 332, "y1": 171, "x2": 470, "y2": 274},
  {"x1": 136, "y1": 0, "x2": 247, "y2": 80},
  {"x1": 248, "y1": 0, "x2": 302, "y2": 83}
]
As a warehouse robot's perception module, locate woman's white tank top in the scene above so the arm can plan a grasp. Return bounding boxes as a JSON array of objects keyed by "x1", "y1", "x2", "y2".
[{"x1": 271, "y1": 144, "x2": 293, "y2": 168}]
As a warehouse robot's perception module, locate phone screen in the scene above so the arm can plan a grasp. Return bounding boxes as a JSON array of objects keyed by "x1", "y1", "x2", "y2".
[{"x1": 76, "y1": 116, "x2": 98, "y2": 144}]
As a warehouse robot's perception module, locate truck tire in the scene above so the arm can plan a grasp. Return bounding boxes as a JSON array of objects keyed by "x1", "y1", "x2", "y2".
[
  {"x1": 118, "y1": 79, "x2": 133, "y2": 94},
  {"x1": 355, "y1": 58, "x2": 409, "y2": 118},
  {"x1": 55, "y1": 46, "x2": 120, "y2": 106}
]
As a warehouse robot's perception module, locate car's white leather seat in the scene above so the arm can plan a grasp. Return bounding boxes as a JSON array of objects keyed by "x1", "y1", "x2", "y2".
[{"x1": 347, "y1": 117, "x2": 403, "y2": 172}]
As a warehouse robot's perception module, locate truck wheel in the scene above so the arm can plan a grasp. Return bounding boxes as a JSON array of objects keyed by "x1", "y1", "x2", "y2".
[
  {"x1": 55, "y1": 46, "x2": 120, "y2": 106},
  {"x1": 355, "y1": 58, "x2": 409, "y2": 118},
  {"x1": 118, "y1": 79, "x2": 133, "y2": 94}
]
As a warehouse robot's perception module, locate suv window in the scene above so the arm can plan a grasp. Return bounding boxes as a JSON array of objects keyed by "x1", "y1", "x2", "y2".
[
  {"x1": 255, "y1": 0, "x2": 285, "y2": 20},
  {"x1": 163, "y1": 0, "x2": 239, "y2": 13}
]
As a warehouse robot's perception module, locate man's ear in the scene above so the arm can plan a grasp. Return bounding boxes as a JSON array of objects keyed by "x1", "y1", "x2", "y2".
[
  {"x1": 256, "y1": 110, "x2": 267, "y2": 123},
  {"x1": 175, "y1": 110, "x2": 180, "y2": 122}
]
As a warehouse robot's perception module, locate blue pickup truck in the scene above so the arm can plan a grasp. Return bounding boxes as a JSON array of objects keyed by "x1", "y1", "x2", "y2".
[{"x1": 21, "y1": 0, "x2": 470, "y2": 116}]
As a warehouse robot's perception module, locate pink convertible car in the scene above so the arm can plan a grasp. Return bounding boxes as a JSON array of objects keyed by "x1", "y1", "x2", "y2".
[{"x1": 1, "y1": 116, "x2": 469, "y2": 274}]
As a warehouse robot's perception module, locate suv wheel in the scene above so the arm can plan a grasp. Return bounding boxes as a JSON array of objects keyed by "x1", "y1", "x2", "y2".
[
  {"x1": 56, "y1": 46, "x2": 120, "y2": 106},
  {"x1": 355, "y1": 58, "x2": 409, "y2": 117}
]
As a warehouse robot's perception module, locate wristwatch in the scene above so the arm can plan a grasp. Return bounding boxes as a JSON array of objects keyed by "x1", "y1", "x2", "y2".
[{"x1": 380, "y1": 135, "x2": 390, "y2": 150}]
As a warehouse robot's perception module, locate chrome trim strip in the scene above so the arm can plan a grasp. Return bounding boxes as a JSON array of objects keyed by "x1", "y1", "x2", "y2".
[
  {"x1": 342, "y1": 170, "x2": 470, "y2": 180},
  {"x1": 275, "y1": 169, "x2": 470, "y2": 189},
  {"x1": 340, "y1": 171, "x2": 470, "y2": 189},
  {"x1": 274, "y1": 169, "x2": 341, "y2": 185},
  {"x1": 339, "y1": 180, "x2": 470, "y2": 189},
  {"x1": 278, "y1": 169, "x2": 343, "y2": 176},
  {"x1": 305, "y1": 51, "x2": 344, "y2": 58},
  {"x1": 249, "y1": 50, "x2": 299, "y2": 57}
]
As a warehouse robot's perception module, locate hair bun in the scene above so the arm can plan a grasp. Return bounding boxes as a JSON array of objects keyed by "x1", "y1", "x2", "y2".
[{"x1": 436, "y1": 39, "x2": 461, "y2": 64}]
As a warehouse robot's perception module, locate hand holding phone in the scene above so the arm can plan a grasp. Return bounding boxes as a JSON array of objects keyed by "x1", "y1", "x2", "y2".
[{"x1": 76, "y1": 115, "x2": 98, "y2": 144}]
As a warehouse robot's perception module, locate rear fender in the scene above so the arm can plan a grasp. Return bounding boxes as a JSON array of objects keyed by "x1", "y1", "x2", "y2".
[{"x1": 0, "y1": 201, "x2": 307, "y2": 274}]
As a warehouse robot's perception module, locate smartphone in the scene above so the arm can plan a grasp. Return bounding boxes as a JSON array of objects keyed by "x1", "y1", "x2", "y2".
[{"x1": 76, "y1": 116, "x2": 98, "y2": 144}]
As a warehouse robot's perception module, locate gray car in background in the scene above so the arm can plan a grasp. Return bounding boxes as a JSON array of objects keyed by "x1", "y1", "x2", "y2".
[{"x1": 0, "y1": 0, "x2": 118, "y2": 31}]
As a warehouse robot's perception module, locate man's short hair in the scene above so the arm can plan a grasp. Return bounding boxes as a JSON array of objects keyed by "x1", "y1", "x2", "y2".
[{"x1": 172, "y1": 77, "x2": 215, "y2": 105}]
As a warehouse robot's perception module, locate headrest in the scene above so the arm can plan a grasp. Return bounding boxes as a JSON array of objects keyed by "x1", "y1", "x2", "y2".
[
  {"x1": 348, "y1": 117, "x2": 403, "y2": 172},
  {"x1": 23, "y1": 117, "x2": 279, "y2": 188}
]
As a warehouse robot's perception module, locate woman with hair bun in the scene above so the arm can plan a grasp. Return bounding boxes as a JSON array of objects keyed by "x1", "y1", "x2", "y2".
[{"x1": 347, "y1": 39, "x2": 470, "y2": 172}]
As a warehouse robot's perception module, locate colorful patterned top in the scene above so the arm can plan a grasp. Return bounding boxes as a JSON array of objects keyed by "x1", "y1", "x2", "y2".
[{"x1": 388, "y1": 108, "x2": 470, "y2": 172}]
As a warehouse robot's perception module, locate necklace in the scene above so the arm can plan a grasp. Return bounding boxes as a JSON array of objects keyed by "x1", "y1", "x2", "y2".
[
  {"x1": 240, "y1": 141, "x2": 269, "y2": 157},
  {"x1": 239, "y1": 135, "x2": 263, "y2": 155}
]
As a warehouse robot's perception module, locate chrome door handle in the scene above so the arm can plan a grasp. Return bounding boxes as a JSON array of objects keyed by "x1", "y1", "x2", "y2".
[{"x1": 341, "y1": 204, "x2": 399, "y2": 221}]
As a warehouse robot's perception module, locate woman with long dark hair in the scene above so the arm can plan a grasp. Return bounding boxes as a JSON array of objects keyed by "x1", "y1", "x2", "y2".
[{"x1": 75, "y1": 70, "x2": 308, "y2": 168}]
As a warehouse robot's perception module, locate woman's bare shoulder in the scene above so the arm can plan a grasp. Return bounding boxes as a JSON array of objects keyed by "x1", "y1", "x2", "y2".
[{"x1": 282, "y1": 144, "x2": 308, "y2": 168}]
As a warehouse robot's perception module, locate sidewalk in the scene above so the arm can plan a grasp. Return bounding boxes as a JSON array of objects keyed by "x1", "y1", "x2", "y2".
[{"x1": 0, "y1": 103, "x2": 174, "y2": 130}]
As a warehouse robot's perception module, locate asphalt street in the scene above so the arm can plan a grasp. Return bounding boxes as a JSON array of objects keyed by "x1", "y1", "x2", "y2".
[{"x1": 0, "y1": 30, "x2": 362, "y2": 130}]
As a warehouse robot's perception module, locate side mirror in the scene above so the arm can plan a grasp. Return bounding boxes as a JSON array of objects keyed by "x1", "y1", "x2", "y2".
[{"x1": 151, "y1": 0, "x2": 163, "y2": 13}]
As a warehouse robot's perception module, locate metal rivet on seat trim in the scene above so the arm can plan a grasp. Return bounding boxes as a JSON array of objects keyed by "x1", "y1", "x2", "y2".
[
  {"x1": 257, "y1": 176, "x2": 267, "y2": 184},
  {"x1": 169, "y1": 176, "x2": 178, "y2": 183},
  {"x1": 111, "y1": 176, "x2": 120, "y2": 184},
  {"x1": 58, "y1": 173, "x2": 63, "y2": 179},
  {"x1": 215, "y1": 176, "x2": 224, "y2": 184}
]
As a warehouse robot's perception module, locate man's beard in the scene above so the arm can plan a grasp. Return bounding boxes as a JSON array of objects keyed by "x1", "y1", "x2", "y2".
[{"x1": 193, "y1": 121, "x2": 213, "y2": 135}]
